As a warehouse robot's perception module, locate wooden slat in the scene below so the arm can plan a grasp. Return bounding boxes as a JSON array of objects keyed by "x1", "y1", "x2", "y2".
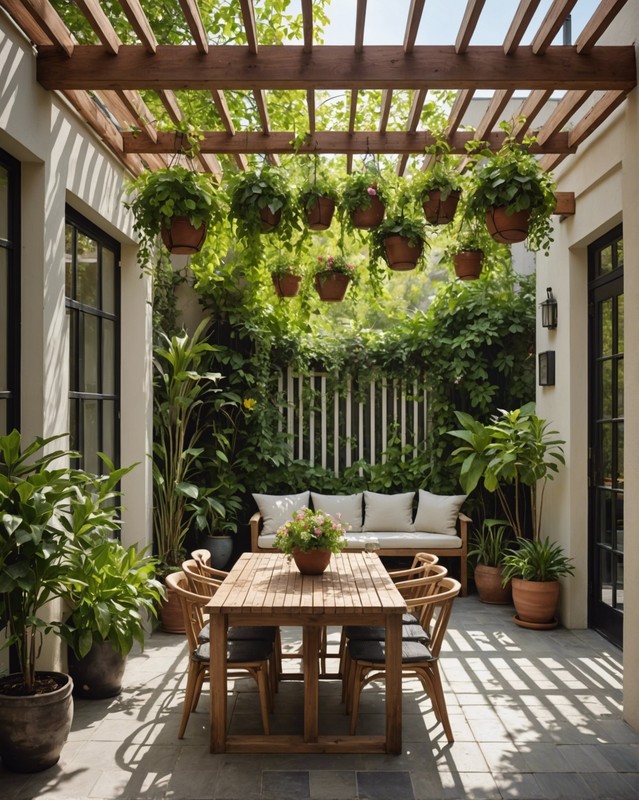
[
  {"x1": 157, "y1": 89, "x2": 221, "y2": 175},
  {"x1": 354, "y1": 0, "x2": 367, "y2": 53},
  {"x1": 446, "y1": 89, "x2": 474, "y2": 135},
  {"x1": 116, "y1": 89, "x2": 158, "y2": 143},
  {"x1": 379, "y1": 89, "x2": 393, "y2": 133},
  {"x1": 404, "y1": 0, "x2": 426, "y2": 53},
  {"x1": 178, "y1": 0, "x2": 208, "y2": 54},
  {"x1": 118, "y1": 0, "x2": 157, "y2": 54},
  {"x1": 536, "y1": 89, "x2": 590, "y2": 145},
  {"x1": 566, "y1": 89, "x2": 628, "y2": 148},
  {"x1": 531, "y1": 0, "x2": 578, "y2": 55},
  {"x1": 301, "y1": 0, "x2": 313, "y2": 53},
  {"x1": 210, "y1": 89, "x2": 248, "y2": 170},
  {"x1": 239, "y1": 0, "x2": 258, "y2": 53},
  {"x1": 346, "y1": 89, "x2": 359, "y2": 173},
  {"x1": 0, "y1": 0, "x2": 53, "y2": 45},
  {"x1": 511, "y1": 89, "x2": 552, "y2": 139},
  {"x1": 36, "y1": 45, "x2": 637, "y2": 92},
  {"x1": 397, "y1": 88, "x2": 427, "y2": 176},
  {"x1": 474, "y1": 89, "x2": 513, "y2": 140},
  {"x1": 122, "y1": 129, "x2": 576, "y2": 155},
  {"x1": 307, "y1": 89, "x2": 315, "y2": 134},
  {"x1": 576, "y1": 0, "x2": 628, "y2": 54},
  {"x1": 73, "y1": 0, "x2": 120, "y2": 55},
  {"x1": 254, "y1": 89, "x2": 271, "y2": 134},
  {"x1": 455, "y1": 0, "x2": 486, "y2": 54},
  {"x1": 9, "y1": 0, "x2": 74, "y2": 56},
  {"x1": 504, "y1": 0, "x2": 542, "y2": 54}
]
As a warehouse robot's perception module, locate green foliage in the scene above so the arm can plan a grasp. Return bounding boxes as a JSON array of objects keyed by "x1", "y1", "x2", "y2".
[
  {"x1": 414, "y1": 160, "x2": 463, "y2": 202},
  {"x1": 467, "y1": 519, "x2": 513, "y2": 567},
  {"x1": 501, "y1": 537, "x2": 575, "y2": 583},
  {"x1": 269, "y1": 252, "x2": 304, "y2": 277},
  {"x1": 340, "y1": 166, "x2": 390, "y2": 218},
  {"x1": 0, "y1": 430, "x2": 132, "y2": 692}
]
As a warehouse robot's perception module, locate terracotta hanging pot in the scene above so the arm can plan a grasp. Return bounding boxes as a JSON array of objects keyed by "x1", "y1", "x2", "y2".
[
  {"x1": 454, "y1": 250, "x2": 484, "y2": 280},
  {"x1": 383, "y1": 235, "x2": 422, "y2": 271},
  {"x1": 305, "y1": 196, "x2": 336, "y2": 230},
  {"x1": 511, "y1": 578, "x2": 560, "y2": 629},
  {"x1": 259, "y1": 206, "x2": 282, "y2": 232},
  {"x1": 473, "y1": 565, "x2": 512, "y2": 605},
  {"x1": 422, "y1": 190, "x2": 460, "y2": 225},
  {"x1": 160, "y1": 216, "x2": 207, "y2": 254},
  {"x1": 485, "y1": 206, "x2": 531, "y2": 244},
  {"x1": 314, "y1": 271, "x2": 351, "y2": 302},
  {"x1": 292, "y1": 548, "x2": 332, "y2": 575},
  {"x1": 272, "y1": 273, "x2": 302, "y2": 298},
  {"x1": 350, "y1": 195, "x2": 385, "y2": 229}
]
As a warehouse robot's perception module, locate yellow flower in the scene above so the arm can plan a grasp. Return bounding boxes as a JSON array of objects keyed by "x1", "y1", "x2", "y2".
[{"x1": 243, "y1": 398, "x2": 257, "y2": 411}]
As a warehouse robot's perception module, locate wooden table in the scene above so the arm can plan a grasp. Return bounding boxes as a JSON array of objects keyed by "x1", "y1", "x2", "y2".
[{"x1": 207, "y1": 551, "x2": 407, "y2": 754}]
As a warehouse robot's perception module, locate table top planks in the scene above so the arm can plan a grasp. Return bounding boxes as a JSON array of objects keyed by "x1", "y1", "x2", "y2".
[{"x1": 207, "y1": 551, "x2": 406, "y2": 618}]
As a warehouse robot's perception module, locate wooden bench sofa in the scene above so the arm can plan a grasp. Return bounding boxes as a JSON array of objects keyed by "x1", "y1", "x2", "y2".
[{"x1": 250, "y1": 489, "x2": 470, "y2": 596}]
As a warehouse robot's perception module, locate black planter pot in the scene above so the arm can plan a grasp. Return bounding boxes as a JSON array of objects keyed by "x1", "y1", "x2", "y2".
[
  {"x1": 68, "y1": 640, "x2": 127, "y2": 699},
  {"x1": 0, "y1": 671, "x2": 74, "y2": 773}
]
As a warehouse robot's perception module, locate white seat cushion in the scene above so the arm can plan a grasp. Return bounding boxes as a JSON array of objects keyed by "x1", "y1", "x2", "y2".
[
  {"x1": 310, "y1": 492, "x2": 363, "y2": 531},
  {"x1": 256, "y1": 530, "x2": 462, "y2": 550}
]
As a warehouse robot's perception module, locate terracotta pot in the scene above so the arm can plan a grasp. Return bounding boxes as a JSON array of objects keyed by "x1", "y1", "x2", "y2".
[
  {"x1": 160, "y1": 216, "x2": 207, "y2": 254},
  {"x1": 422, "y1": 190, "x2": 460, "y2": 225},
  {"x1": 454, "y1": 250, "x2": 483, "y2": 280},
  {"x1": 0, "y1": 672, "x2": 73, "y2": 773},
  {"x1": 305, "y1": 197, "x2": 336, "y2": 230},
  {"x1": 259, "y1": 206, "x2": 282, "y2": 232},
  {"x1": 68, "y1": 640, "x2": 127, "y2": 699},
  {"x1": 383, "y1": 235, "x2": 422, "y2": 271},
  {"x1": 292, "y1": 548, "x2": 332, "y2": 575},
  {"x1": 473, "y1": 564, "x2": 512, "y2": 605},
  {"x1": 350, "y1": 195, "x2": 385, "y2": 229},
  {"x1": 314, "y1": 271, "x2": 351, "y2": 302},
  {"x1": 272, "y1": 273, "x2": 302, "y2": 298},
  {"x1": 485, "y1": 206, "x2": 531, "y2": 244},
  {"x1": 158, "y1": 584, "x2": 185, "y2": 634},
  {"x1": 511, "y1": 577, "x2": 560, "y2": 626}
]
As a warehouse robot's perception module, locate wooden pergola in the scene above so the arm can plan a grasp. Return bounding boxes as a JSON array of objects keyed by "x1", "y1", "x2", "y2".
[{"x1": 2, "y1": 0, "x2": 635, "y2": 211}]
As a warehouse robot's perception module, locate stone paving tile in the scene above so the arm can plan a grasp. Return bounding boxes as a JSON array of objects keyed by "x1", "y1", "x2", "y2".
[
  {"x1": 533, "y1": 771, "x2": 596, "y2": 799},
  {"x1": 357, "y1": 770, "x2": 414, "y2": 800},
  {"x1": 261, "y1": 770, "x2": 311, "y2": 800},
  {"x1": 492, "y1": 772, "x2": 545, "y2": 799},
  {"x1": 595, "y1": 743, "x2": 639, "y2": 771},
  {"x1": 309, "y1": 769, "x2": 358, "y2": 800},
  {"x1": 555, "y1": 743, "x2": 616, "y2": 772}
]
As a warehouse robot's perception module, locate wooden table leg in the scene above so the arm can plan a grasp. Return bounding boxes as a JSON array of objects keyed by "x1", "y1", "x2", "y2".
[
  {"x1": 303, "y1": 625, "x2": 320, "y2": 743},
  {"x1": 209, "y1": 614, "x2": 228, "y2": 753},
  {"x1": 385, "y1": 613, "x2": 402, "y2": 754}
]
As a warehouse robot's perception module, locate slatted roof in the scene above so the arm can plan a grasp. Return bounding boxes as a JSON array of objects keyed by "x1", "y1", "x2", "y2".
[{"x1": 1, "y1": 0, "x2": 635, "y2": 180}]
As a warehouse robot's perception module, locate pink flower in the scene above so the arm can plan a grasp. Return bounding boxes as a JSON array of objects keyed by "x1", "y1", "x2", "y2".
[
  {"x1": 367, "y1": 186, "x2": 377, "y2": 196},
  {"x1": 313, "y1": 527, "x2": 322, "y2": 536},
  {"x1": 327, "y1": 257, "x2": 334, "y2": 264}
]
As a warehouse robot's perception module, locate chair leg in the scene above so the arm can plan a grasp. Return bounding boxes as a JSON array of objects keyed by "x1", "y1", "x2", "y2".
[
  {"x1": 349, "y1": 662, "x2": 365, "y2": 735},
  {"x1": 178, "y1": 661, "x2": 202, "y2": 739},
  {"x1": 428, "y1": 663, "x2": 454, "y2": 743},
  {"x1": 256, "y1": 664, "x2": 271, "y2": 735}
]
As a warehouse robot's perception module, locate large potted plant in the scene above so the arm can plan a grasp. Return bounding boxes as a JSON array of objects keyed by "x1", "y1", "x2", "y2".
[
  {"x1": 0, "y1": 430, "x2": 128, "y2": 772},
  {"x1": 467, "y1": 519, "x2": 513, "y2": 605},
  {"x1": 62, "y1": 538, "x2": 164, "y2": 699},
  {"x1": 448, "y1": 403, "x2": 569, "y2": 625},
  {"x1": 466, "y1": 122, "x2": 557, "y2": 253},
  {"x1": 369, "y1": 214, "x2": 428, "y2": 272},
  {"x1": 341, "y1": 167, "x2": 388, "y2": 230},
  {"x1": 124, "y1": 165, "x2": 222, "y2": 266}
]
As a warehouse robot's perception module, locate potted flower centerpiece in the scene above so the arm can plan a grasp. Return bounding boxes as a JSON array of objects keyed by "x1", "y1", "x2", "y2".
[
  {"x1": 341, "y1": 166, "x2": 389, "y2": 229},
  {"x1": 370, "y1": 214, "x2": 428, "y2": 272},
  {"x1": 314, "y1": 254, "x2": 357, "y2": 302},
  {"x1": 274, "y1": 506, "x2": 349, "y2": 575},
  {"x1": 465, "y1": 122, "x2": 557, "y2": 253},
  {"x1": 124, "y1": 165, "x2": 222, "y2": 266},
  {"x1": 269, "y1": 253, "x2": 304, "y2": 298}
]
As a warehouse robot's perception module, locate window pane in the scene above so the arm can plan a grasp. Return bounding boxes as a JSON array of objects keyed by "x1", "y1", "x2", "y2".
[
  {"x1": 599, "y1": 549, "x2": 612, "y2": 606},
  {"x1": 598, "y1": 244, "x2": 613, "y2": 276},
  {"x1": 83, "y1": 399, "x2": 99, "y2": 474},
  {"x1": 102, "y1": 248, "x2": 115, "y2": 314},
  {"x1": 0, "y1": 248, "x2": 6, "y2": 390},
  {"x1": 600, "y1": 298, "x2": 613, "y2": 356},
  {"x1": 617, "y1": 239, "x2": 624, "y2": 268},
  {"x1": 616, "y1": 421, "x2": 624, "y2": 489},
  {"x1": 65, "y1": 224, "x2": 73, "y2": 298},
  {"x1": 102, "y1": 400, "x2": 116, "y2": 465},
  {"x1": 598, "y1": 490, "x2": 614, "y2": 547},
  {"x1": 615, "y1": 555, "x2": 624, "y2": 611},
  {"x1": 0, "y1": 399, "x2": 6, "y2": 437},
  {"x1": 601, "y1": 359, "x2": 612, "y2": 419},
  {"x1": 102, "y1": 319, "x2": 115, "y2": 394},
  {"x1": 0, "y1": 166, "x2": 7, "y2": 240},
  {"x1": 76, "y1": 233, "x2": 98, "y2": 307},
  {"x1": 617, "y1": 294, "x2": 624, "y2": 353},
  {"x1": 618, "y1": 359, "x2": 624, "y2": 417},
  {"x1": 81, "y1": 315, "x2": 99, "y2": 393},
  {"x1": 69, "y1": 398, "x2": 78, "y2": 453}
]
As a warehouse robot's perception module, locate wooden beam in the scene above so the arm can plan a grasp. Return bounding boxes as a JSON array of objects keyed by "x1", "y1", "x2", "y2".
[
  {"x1": 553, "y1": 192, "x2": 575, "y2": 215},
  {"x1": 355, "y1": 0, "x2": 367, "y2": 54},
  {"x1": 307, "y1": 89, "x2": 315, "y2": 135},
  {"x1": 404, "y1": 0, "x2": 426, "y2": 53},
  {"x1": 122, "y1": 129, "x2": 576, "y2": 156},
  {"x1": 178, "y1": 0, "x2": 209, "y2": 54},
  {"x1": 118, "y1": 0, "x2": 157, "y2": 54},
  {"x1": 531, "y1": 0, "x2": 578, "y2": 55},
  {"x1": 379, "y1": 89, "x2": 393, "y2": 133},
  {"x1": 456, "y1": 0, "x2": 486, "y2": 54},
  {"x1": 504, "y1": 0, "x2": 541, "y2": 54},
  {"x1": 239, "y1": 0, "x2": 258, "y2": 54},
  {"x1": 36, "y1": 45, "x2": 637, "y2": 92},
  {"x1": 512, "y1": 89, "x2": 552, "y2": 139},
  {"x1": 576, "y1": 0, "x2": 628, "y2": 54},
  {"x1": 446, "y1": 89, "x2": 474, "y2": 136},
  {"x1": 301, "y1": 0, "x2": 313, "y2": 53},
  {"x1": 474, "y1": 89, "x2": 513, "y2": 140},
  {"x1": 7, "y1": 0, "x2": 74, "y2": 56},
  {"x1": 73, "y1": 0, "x2": 120, "y2": 55},
  {"x1": 0, "y1": 0, "x2": 53, "y2": 46},
  {"x1": 536, "y1": 90, "x2": 590, "y2": 145}
]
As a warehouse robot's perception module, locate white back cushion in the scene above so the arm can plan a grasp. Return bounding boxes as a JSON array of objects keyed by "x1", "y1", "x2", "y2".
[
  {"x1": 310, "y1": 492, "x2": 363, "y2": 532},
  {"x1": 363, "y1": 491, "x2": 415, "y2": 532},
  {"x1": 253, "y1": 492, "x2": 311, "y2": 536},
  {"x1": 413, "y1": 490, "x2": 466, "y2": 536}
]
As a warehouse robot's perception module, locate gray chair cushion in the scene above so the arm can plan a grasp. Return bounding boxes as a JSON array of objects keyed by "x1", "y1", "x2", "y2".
[
  {"x1": 347, "y1": 639, "x2": 434, "y2": 664},
  {"x1": 194, "y1": 639, "x2": 273, "y2": 663},
  {"x1": 344, "y1": 623, "x2": 428, "y2": 642}
]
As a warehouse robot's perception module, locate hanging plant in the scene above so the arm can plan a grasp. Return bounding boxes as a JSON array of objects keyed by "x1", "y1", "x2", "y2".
[
  {"x1": 369, "y1": 215, "x2": 429, "y2": 272},
  {"x1": 415, "y1": 138, "x2": 463, "y2": 225},
  {"x1": 313, "y1": 254, "x2": 357, "y2": 302},
  {"x1": 269, "y1": 253, "x2": 304, "y2": 298},
  {"x1": 298, "y1": 164, "x2": 339, "y2": 231},
  {"x1": 228, "y1": 166, "x2": 298, "y2": 244},
  {"x1": 341, "y1": 165, "x2": 389, "y2": 230}
]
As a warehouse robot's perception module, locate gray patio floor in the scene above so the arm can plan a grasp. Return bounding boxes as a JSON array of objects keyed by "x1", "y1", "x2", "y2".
[{"x1": 2, "y1": 595, "x2": 637, "y2": 800}]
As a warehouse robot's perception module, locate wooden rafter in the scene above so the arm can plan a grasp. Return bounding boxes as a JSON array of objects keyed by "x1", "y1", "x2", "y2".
[
  {"x1": 301, "y1": 0, "x2": 313, "y2": 53},
  {"x1": 531, "y1": 0, "x2": 578, "y2": 55},
  {"x1": 576, "y1": 0, "x2": 628, "y2": 53},
  {"x1": 379, "y1": 90, "x2": 393, "y2": 134},
  {"x1": 397, "y1": 89, "x2": 427, "y2": 176},
  {"x1": 346, "y1": 89, "x2": 359, "y2": 173},
  {"x1": 239, "y1": 0, "x2": 258, "y2": 54},
  {"x1": 536, "y1": 90, "x2": 591, "y2": 146},
  {"x1": 456, "y1": 0, "x2": 486, "y2": 54},
  {"x1": 0, "y1": 0, "x2": 53, "y2": 45},
  {"x1": 307, "y1": 89, "x2": 315, "y2": 135},
  {"x1": 116, "y1": 89, "x2": 158, "y2": 143},
  {"x1": 253, "y1": 89, "x2": 279, "y2": 166},
  {"x1": 474, "y1": 90, "x2": 513, "y2": 140},
  {"x1": 512, "y1": 89, "x2": 553, "y2": 139},
  {"x1": 178, "y1": 0, "x2": 208, "y2": 54},
  {"x1": 355, "y1": 0, "x2": 367, "y2": 53},
  {"x1": 73, "y1": 0, "x2": 120, "y2": 55},
  {"x1": 446, "y1": 90, "x2": 474, "y2": 136},
  {"x1": 118, "y1": 0, "x2": 157, "y2": 54},
  {"x1": 504, "y1": 0, "x2": 542, "y2": 54},
  {"x1": 7, "y1": 0, "x2": 73, "y2": 56},
  {"x1": 209, "y1": 90, "x2": 248, "y2": 170},
  {"x1": 36, "y1": 45, "x2": 637, "y2": 92},
  {"x1": 155, "y1": 89, "x2": 221, "y2": 175},
  {"x1": 404, "y1": 0, "x2": 426, "y2": 53}
]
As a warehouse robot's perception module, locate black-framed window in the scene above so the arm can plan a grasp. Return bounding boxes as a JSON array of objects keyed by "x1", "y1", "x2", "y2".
[
  {"x1": 0, "y1": 149, "x2": 20, "y2": 435},
  {"x1": 65, "y1": 207, "x2": 120, "y2": 473}
]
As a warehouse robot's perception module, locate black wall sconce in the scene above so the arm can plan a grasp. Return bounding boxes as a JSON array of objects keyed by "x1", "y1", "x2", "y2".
[
  {"x1": 538, "y1": 351, "x2": 556, "y2": 386},
  {"x1": 540, "y1": 287, "x2": 558, "y2": 329}
]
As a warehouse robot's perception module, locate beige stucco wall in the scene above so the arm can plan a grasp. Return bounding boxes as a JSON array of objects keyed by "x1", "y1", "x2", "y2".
[
  {"x1": 536, "y1": 5, "x2": 638, "y2": 731},
  {"x1": 1, "y1": 17, "x2": 153, "y2": 669}
]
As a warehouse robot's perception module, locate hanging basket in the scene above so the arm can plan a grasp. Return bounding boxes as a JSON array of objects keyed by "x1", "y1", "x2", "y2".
[
  {"x1": 160, "y1": 216, "x2": 207, "y2": 254},
  {"x1": 272, "y1": 273, "x2": 302, "y2": 298},
  {"x1": 259, "y1": 206, "x2": 282, "y2": 232},
  {"x1": 314, "y1": 271, "x2": 351, "y2": 302},
  {"x1": 453, "y1": 250, "x2": 483, "y2": 280},
  {"x1": 485, "y1": 206, "x2": 531, "y2": 244},
  {"x1": 422, "y1": 190, "x2": 460, "y2": 225},
  {"x1": 383, "y1": 235, "x2": 422, "y2": 271},
  {"x1": 350, "y1": 195, "x2": 385, "y2": 229},
  {"x1": 305, "y1": 197, "x2": 336, "y2": 230}
]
